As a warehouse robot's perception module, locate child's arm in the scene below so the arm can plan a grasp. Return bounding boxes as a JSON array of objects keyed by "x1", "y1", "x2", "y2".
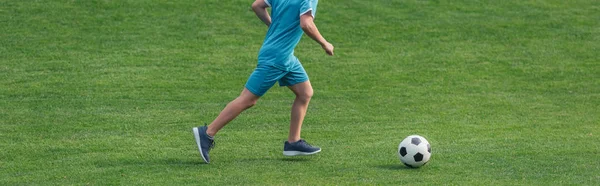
[
  {"x1": 300, "y1": 13, "x2": 334, "y2": 56},
  {"x1": 252, "y1": 0, "x2": 271, "y2": 27}
]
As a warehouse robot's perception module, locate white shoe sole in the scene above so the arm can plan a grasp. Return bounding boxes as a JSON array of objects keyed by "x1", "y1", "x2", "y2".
[
  {"x1": 193, "y1": 127, "x2": 209, "y2": 163},
  {"x1": 283, "y1": 149, "x2": 321, "y2": 156}
]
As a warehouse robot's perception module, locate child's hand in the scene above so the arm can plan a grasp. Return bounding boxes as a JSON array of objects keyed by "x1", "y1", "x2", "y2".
[{"x1": 322, "y1": 42, "x2": 334, "y2": 56}]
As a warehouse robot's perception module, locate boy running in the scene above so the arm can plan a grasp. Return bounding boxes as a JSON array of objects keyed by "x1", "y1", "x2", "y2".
[{"x1": 193, "y1": 0, "x2": 334, "y2": 163}]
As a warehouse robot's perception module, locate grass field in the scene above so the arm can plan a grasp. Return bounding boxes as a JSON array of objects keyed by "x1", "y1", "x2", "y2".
[{"x1": 1, "y1": 0, "x2": 599, "y2": 185}]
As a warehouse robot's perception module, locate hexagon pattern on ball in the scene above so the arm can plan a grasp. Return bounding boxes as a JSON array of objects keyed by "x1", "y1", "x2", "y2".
[{"x1": 398, "y1": 135, "x2": 431, "y2": 168}]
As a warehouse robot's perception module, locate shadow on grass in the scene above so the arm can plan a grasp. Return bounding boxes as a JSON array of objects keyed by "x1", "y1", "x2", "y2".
[
  {"x1": 93, "y1": 156, "x2": 318, "y2": 168},
  {"x1": 279, "y1": 157, "x2": 312, "y2": 162},
  {"x1": 376, "y1": 164, "x2": 417, "y2": 170},
  {"x1": 92, "y1": 158, "x2": 206, "y2": 169},
  {"x1": 230, "y1": 155, "x2": 316, "y2": 163},
  {"x1": 162, "y1": 158, "x2": 206, "y2": 166}
]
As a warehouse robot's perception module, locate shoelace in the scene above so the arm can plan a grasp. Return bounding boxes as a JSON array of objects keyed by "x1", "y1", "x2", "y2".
[
  {"x1": 209, "y1": 139, "x2": 215, "y2": 149},
  {"x1": 204, "y1": 123, "x2": 215, "y2": 149},
  {"x1": 297, "y1": 139, "x2": 312, "y2": 148}
]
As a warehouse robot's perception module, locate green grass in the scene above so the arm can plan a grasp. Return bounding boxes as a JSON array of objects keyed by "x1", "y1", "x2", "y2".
[{"x1": 1, "y1": 0, "x2": 599, "y2": 185}]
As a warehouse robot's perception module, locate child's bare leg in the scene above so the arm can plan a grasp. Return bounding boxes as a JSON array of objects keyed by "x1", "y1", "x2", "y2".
[
  {"x1": 206, "y1": 88, "x2": 260, "y2": 136},
  {"x1": 287, "y1": 81, "x2": 313, "y2": 142}
]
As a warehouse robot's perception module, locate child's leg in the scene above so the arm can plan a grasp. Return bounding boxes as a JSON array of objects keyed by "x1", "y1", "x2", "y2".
[
  {"x1": 206, "y1": 88, "x2": 260, "y2": 136},
  {"x1": 287, "y1": 81, "x2": 313, "y2": 142}
]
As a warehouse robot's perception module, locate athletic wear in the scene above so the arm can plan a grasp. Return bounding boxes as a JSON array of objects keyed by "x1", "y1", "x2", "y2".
[
  {"x1": 259, "y1": 0, "x2": 318, "y2": 70},
  {"x1": 283, "y1": 139, "x2": 321, "y2": 156},
  {"x1": 244, "y1": 0, "x2": 319, "y2": 96},
  {"x1": 194, "y1": 0, "x2": 322, "y2": 163},
  {"x1": 193, "y1": 126, "x2": 215, "y2": 163},
  {"x1": 245, "y1": 56, "x2": 308, "y2": 96}
]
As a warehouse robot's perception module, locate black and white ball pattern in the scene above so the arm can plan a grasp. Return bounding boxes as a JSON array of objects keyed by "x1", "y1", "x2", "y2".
[{"x1": 398, "y1": 135, "x2": 431, "y2": 168}]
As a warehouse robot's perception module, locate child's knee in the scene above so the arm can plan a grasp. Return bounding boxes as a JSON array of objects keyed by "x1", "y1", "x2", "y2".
[
  {"x1": 241, "y1": 96, "x2": 259, "y2": 108},
  {"x1": 232, "y1": 96, "x2": 258, "y2": 109},
  {"x1": 246, "y1": 99, "x2": 258, "y2": 108},
  {"x1": 297, "y1": 89, "x2": 313, "y2": 102}
]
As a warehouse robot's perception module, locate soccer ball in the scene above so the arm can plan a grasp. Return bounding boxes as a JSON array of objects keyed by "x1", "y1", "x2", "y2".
[{"x1": 398, "y1": 135, "x2": 431, "y2": 168}]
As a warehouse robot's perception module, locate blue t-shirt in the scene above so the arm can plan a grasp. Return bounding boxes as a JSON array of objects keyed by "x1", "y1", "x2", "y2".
[{"x1": 258, "y1": 0, "x2": 318, "y2": 71}]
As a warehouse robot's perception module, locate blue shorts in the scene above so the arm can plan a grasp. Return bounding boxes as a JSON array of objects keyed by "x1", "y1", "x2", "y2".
[{"x1": 245, "y1": 59, "x2": 309, "y2": 97}]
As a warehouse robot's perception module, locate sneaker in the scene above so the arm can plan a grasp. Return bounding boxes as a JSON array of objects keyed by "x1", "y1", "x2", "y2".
[
  {"x1": 283, "y1": 139, "x2": 321, "y2": 156},
  {"x1": 192, "y1": 126, "x2": 214, "y2": 163}
]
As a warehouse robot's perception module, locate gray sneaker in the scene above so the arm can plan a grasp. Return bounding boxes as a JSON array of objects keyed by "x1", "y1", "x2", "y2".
[
  {"x1": 283, "y1": 139, "x2": 321, "y2": 156},
  {"x1": 193, "y1": 126, "x2": 214, "y2": 163}
]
